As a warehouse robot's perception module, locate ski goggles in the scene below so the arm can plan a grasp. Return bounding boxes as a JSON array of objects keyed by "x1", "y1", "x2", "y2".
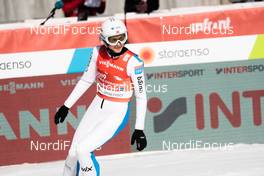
[{"x1": 105, "y1": 33, "x2": 127, "y2": 46}]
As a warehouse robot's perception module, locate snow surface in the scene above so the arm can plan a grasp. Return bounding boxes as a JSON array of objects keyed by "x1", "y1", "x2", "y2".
[{"x1": 1, "y1": 144, "x2": 264, "y2": 176}]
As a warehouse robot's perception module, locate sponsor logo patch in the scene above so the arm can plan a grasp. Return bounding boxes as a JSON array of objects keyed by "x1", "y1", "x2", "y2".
[
  {"x1": 81, "y1": 166, "x2": 93, "y2": 172},
  {"x1": 134, "y1": 65, "x2": 144, "y2": 75},
  {"x1": 137, "y1": 76, "x2": 143, "y2": 93}
]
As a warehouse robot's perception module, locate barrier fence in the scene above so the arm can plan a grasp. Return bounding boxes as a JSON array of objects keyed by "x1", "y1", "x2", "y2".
[{"x1": 0, "y1": 4, "x2": 264, "y2": 166}]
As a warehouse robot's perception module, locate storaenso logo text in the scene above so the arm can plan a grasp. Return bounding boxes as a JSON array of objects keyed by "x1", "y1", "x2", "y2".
[
  {"x1": 0, "y1": 81, "x2": 44, "y2": 94},
  {"x1": 0, "y1": 61, "x2": 32, "y2": 70},
  {"x1": 158, "y1": 48, "x2": 209, "y2": 59}
]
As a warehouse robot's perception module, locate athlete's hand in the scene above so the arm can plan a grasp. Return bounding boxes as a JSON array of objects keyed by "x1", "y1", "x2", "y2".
[
  {"x1": 131, "y1": 129, "x2": 147, "y2": 151},
  {"x1": 54, "y1": 105, "x2": 69, "y2": 125}
]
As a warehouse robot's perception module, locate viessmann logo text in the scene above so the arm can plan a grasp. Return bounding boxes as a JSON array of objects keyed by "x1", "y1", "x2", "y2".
[
  {"x1": 0, "y1": 61, "x2": 32, "y2": 70},
  {"x1": 99, "y1": 61, "x2": 124, "y2": 71},
  {"x1": 0, "y1": 81, "x2": 44, "y2": 94}
]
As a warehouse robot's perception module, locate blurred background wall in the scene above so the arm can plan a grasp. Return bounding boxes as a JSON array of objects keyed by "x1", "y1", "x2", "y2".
[{"x1": 0, "y1": 0, "x2": 231, "y2": 24}]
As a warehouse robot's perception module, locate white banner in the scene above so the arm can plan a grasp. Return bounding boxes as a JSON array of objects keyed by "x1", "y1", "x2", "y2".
[{"x1": 127, "y1": 35, "x2": 257, "y2": 67}]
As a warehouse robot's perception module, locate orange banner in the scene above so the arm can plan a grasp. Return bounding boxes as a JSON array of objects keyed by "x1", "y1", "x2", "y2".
[{"x1": 0, "y1": 6, "x2": 264, "y2": 53}]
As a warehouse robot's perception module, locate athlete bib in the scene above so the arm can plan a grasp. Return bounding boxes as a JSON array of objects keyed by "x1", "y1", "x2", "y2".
[{"x1": 96, "y1": 46, "x2": 134, "y2": 102}]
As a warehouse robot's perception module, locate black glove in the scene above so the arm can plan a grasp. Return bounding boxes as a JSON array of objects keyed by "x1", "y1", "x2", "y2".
[
  {"x1": 54, "y1": 105, "x2": 69, "y2": 125},
  {"x1": 131, "y1": 129, "x2": 147, "y2": 151}
]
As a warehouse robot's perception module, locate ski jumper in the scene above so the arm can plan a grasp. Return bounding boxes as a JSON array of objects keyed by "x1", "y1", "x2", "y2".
[{"x1": 63, "y1": 45, "x2": 147, "y2": 176}]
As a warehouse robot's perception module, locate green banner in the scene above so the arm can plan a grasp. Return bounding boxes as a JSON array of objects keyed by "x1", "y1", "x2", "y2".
[{"x1": 130, "y1": 59, "x2": 264, "y2": 152}]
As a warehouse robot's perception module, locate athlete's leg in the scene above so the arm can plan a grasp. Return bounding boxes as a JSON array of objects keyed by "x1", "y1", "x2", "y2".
[
  {"x1": 63, "y1": 96, "x2": 105, "y2": 176},
  {"x1": 76, "y1": 99, "x2": 130, "y2": 176}
]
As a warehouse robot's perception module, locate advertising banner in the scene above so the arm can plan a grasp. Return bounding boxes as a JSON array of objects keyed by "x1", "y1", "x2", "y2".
[
  {"x1": 128, "y1": 34, "x2": 264, "y2": 67},
  {"x1": 0, "y1": 74, "x2": 131, "y2": 166},
  {"x1": 143, "y1": 59, "x2": 264, "y2": 152},
  {"x1": 1, "y1": 34, "x2": 263, "y2": 80},
  {"x1": 0, "y1": 6, "x2": 264, "y2": 54},
  {"x1": 0, "y1": 48, "x2": 93, "y2": 79}
]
